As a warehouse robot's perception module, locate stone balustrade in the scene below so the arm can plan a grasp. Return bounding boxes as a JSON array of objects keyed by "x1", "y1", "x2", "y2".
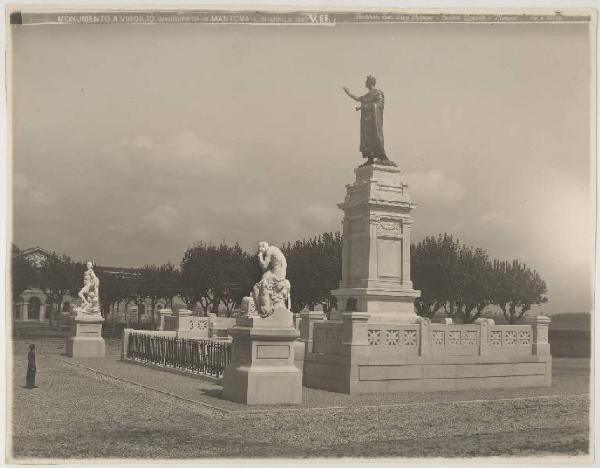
[{"x1": 309, "y1": 316, "x2": 548, "y2": 358}]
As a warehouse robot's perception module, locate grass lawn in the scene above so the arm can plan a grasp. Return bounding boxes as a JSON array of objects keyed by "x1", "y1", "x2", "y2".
[{"x1": 8, "y1": 337, "x2": 591, "y2": 461}]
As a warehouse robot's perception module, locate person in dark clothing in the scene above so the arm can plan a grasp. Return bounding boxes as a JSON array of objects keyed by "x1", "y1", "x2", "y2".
[{"x1": 26, "y1": 344, "x2": 36, "y2": 389}]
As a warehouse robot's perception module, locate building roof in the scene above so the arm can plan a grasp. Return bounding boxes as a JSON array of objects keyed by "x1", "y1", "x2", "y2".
[
  {"x1": 18, "y1": 246, "x2": 53, "y2": 258},
  {"x1": 16, "y1": 246, "x2": 142, "y2": 277}
]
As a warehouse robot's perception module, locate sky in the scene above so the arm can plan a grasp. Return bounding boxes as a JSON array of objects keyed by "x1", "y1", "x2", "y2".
[{"x1": 9, "y1": 20, "x2": 594, "y2": 315}]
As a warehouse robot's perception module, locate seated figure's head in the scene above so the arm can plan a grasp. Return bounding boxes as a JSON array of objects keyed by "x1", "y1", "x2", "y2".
[
  {"x1": 86, "y1": 260, "x2": 94, "y2": 270},
  {"x1": 258, "y1": 241, "x2": 269, "y2": 254}
]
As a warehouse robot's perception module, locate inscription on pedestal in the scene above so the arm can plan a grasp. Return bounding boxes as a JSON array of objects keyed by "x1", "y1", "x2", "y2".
[
  {"x1": 77, "y1": 323, "x2": 101, "y2": 335},
  {"x1": 256, "y1": 345, "x2": 290, "y2": 359},
  {"x1": 377, "y1": 238, "x2": 402, "y2": 278}
]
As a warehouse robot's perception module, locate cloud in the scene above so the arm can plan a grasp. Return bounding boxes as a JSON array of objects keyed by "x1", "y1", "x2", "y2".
[
  {"x1": 302, "y1": 203, "x2": 339, "y2": 226},
  {"x1": 127, "y1": 135, "x2": 154, "y2": 149},
  {"x1": 480, "y1": 210, "x2": 506, "y2": 225},
  {"x1": 13, "y1": 173, "x2": 56, "y2": 207},
  {"x1": 404, "y1": 170, "x2": 466, "y2": 205},
  {"x1": 118, "y1": 131, "x2": 236, "y2": 179},
  {"x1": 107, "y1": 205, "x2": 180, "y2": 238},
  {"x1": 204, "y1": 194, "x2": 270, "y2": 218},
  {"x1": 140, "y1": 205, "x2": 180, "y2": 235}
]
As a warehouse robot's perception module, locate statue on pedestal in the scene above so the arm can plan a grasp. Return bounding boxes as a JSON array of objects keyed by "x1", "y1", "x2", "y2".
[
  {"x1": 248, "y1": 242, "x2": 291, "y2": 318},
  {"x1": 343, "y1": 75, "x2": 395, "y2": 167},
  {"x1": 224, "y1": 243, "x2": 301, "y2": 405},
  {"x1": 74, "y1": 261, "x2": 101, "y2": 317},
  {"x1": 66, "y1": 260, "x2": 106, "y2": 358}
]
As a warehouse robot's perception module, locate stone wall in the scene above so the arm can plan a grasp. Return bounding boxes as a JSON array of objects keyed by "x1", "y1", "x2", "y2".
[
  {"x1": 156, "y1": 309, "x2": 235, "y2": 340},
  {"x1": 303, "y1": 314, "x2": 551, "y2": 394}
]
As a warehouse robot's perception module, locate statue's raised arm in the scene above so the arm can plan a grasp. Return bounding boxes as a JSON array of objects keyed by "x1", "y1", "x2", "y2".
[
  {"x1": 342, "y1": 86, "x2": 360, "y2": 102},
  {"x1": 344, "y1": 75, "x2": 395, "y2": 168}
]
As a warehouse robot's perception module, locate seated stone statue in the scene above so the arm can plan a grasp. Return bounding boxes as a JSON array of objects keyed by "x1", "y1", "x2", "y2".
[
  {"x1": 250, "y1": 241, "x2": 291, "y2": 318},
  {"x1": 74, "y1": 261, "x2": 101, "y2": 317}
]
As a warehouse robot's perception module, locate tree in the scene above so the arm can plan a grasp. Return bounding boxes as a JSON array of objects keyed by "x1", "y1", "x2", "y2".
[
  {"x1": 412, "y1": 235, "x2": 496, "y2": 324},
  {"x1": 126, "y1": 275, "x2": 148, "y2": 326},
  {"x1": 282, "y1": 232, "x2": 342, "y2": 313},
  {"x1": 158, "y1": 263, "x2": 182, "y2": 309},
  {"x1": 135, "y1": 263, "x2": 183, "y2": 325},
  {"x1": 181, "y1": 242, "x2": 218, "y2": 314},
  {"x1": 11, "y1": 254, "x2": 38, "y2": 303},
  {"x1": 181, "y1": 242, "x2": 256, "y2": 316},
  {"x1": 283, "y1": 239, "x2": 311, "y2": 311},
  {"x1": 220, "y1": 252, "x2": 259, "y2": 315},
  {"x1": 492, "y1": 259, "x2": 548, "y2": 324},
  {"x1": 96, "y1": 269, "x2": 127, "y2": 320},
  {"x1": 138, "y1": 265, "x2": 163, "y2": 326},
  {"x1": 411, "y1": 234, "x2": 461, "y2": 320},
  {"x1": 39, "y1": 253, "x2": 81, "y2": 324},
  {"x1": 444, "y1": 244, "x2": 494, "y2": 324}
]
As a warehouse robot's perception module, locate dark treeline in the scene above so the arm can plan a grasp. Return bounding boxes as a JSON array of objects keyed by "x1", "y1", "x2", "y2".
[
  {"x1": 12, "y1": 231, "x2": 547, "y2": 324},
  {"x1": 412, "y1": 233, "x2": 547, "y2": 324}
]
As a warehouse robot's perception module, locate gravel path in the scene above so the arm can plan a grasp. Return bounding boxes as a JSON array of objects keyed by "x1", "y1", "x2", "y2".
[{"x1": 9, "y1": 338, "x2": 591, "y2": 461}]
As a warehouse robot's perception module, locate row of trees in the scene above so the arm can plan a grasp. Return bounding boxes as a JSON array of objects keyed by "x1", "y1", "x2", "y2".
[
  {"x1": 178, "y1": 234, "x2": 343, "y2": 315},
  {"x1": 12, "y1": 232, "x2": 547, "y2": 325},
  {"x1": 11, "y1": 249, "x2": 182, "y2": 328},
  {"x1": 282, "y1": 232, "x2": 342, "y2": 312},
  {"x1": 180, "y1": 242, "x2": 259, "y2": 315},
  {"x1": 412, "y1": 234, "x2": 547, "y2": 323}
]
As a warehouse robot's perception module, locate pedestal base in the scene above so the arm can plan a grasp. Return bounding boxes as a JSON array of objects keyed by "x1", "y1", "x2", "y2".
[
  {"x1": 223, "y1": 308, "x2": 302, "y2": 405},
  {"x1": 303, "y1": 317, "x2": 553, "y2": 394},
  {"x1": 331, "y1": 286, "x2": 420, "y2": 323},
  {"x1": 66, "y1": 337, "x2": 106, "y2": 358},
  {"x1": 65, "y1": 315, "x2": 106, "y2": 358},
  {"x1": 223, "y1": 362, "x2": 302, "y2": 405}
]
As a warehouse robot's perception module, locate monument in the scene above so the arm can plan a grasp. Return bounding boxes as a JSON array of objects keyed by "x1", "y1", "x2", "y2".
[
  {"x1": 222, "y1": 242, "x2": 302, "y2": 405},
  {"x1": 65, "y1": 261, "x2": 106, "y2": 358},
  {"x1": 300, "y1": 77, "x2": 552, "y2": 393},
  {"x1": 333, "y1": 76, "x2": 421, "y2": 323},
  {"x1": 330, "y1": 163, "x2": 420, "y2": 324}
]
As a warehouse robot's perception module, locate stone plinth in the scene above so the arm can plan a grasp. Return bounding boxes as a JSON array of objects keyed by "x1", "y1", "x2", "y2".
[
  {"x1": 303, "y1": 313, "x2": 552, "y2": 394},
  {"x1": 299, "y1": 310, "x2": 327, "y2": 353},
  {"x1": 330, "y1": 164, "x2": 420, "y2": 324},
  {"x1": 223, "y1": 305, "x2": 302, "y2": 405},
  {"x1": 209, "y1": 317, "x2": 236, "y2": 338},
  {"x1": 65, "y1": 315, "x2": 106, "y2": 358},
  {"x1": 174, "y1": 309, "x2": 209, "y2": 339},
  {"x1": 158, "y1": 308, "x2": 173, "y2": 331}
]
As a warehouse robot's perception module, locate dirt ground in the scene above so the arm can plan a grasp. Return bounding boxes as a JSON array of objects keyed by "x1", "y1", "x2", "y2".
[{"x1": 8, "y1": 337, "x2": 591, "y2": 461}]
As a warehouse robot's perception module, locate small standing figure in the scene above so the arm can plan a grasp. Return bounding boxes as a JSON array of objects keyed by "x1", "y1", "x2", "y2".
[
  {"x1": 343, "y1": 75, "x2": 394, "y2": 167},
  {"x1": 26, "y1": 344, "x2": 36, "y2": 389}
]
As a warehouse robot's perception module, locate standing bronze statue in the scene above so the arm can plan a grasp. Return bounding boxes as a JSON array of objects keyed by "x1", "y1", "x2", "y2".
[{"x1": 343, "y1": 75, "x2": 395, "y2": 167}]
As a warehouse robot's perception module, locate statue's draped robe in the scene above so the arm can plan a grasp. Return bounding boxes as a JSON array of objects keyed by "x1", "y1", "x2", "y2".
[{"x1": 359, "y1": 89, "x2": 387, "y2": 159}]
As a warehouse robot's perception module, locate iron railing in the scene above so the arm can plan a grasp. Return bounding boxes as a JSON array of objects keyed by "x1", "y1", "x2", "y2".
[{"x1": 127, "y1": 333, "x2": 231, "y2": 377}]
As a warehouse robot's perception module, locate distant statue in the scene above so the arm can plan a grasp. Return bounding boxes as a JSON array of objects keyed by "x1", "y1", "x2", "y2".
[
  {"x1": 75, "y1": 261, "x2": 101, "y2": 316},
  {"x1": 343, "y1": 75, "x2": 394, "y2": 167},
  {"x1": 251, "y1": 242, "x2": 291, "y2": 318}
]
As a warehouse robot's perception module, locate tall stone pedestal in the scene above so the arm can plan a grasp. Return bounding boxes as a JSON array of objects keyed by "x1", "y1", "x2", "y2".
[
  {"x1": 331, "y1": 164, "x2": 420, "y2": 324},
  {"x1": 223, "y1": 305, "x2": 302, "y2": 405},
  {"x1": 65, "y1": 315, "x2": 106, "y2": 358}
]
